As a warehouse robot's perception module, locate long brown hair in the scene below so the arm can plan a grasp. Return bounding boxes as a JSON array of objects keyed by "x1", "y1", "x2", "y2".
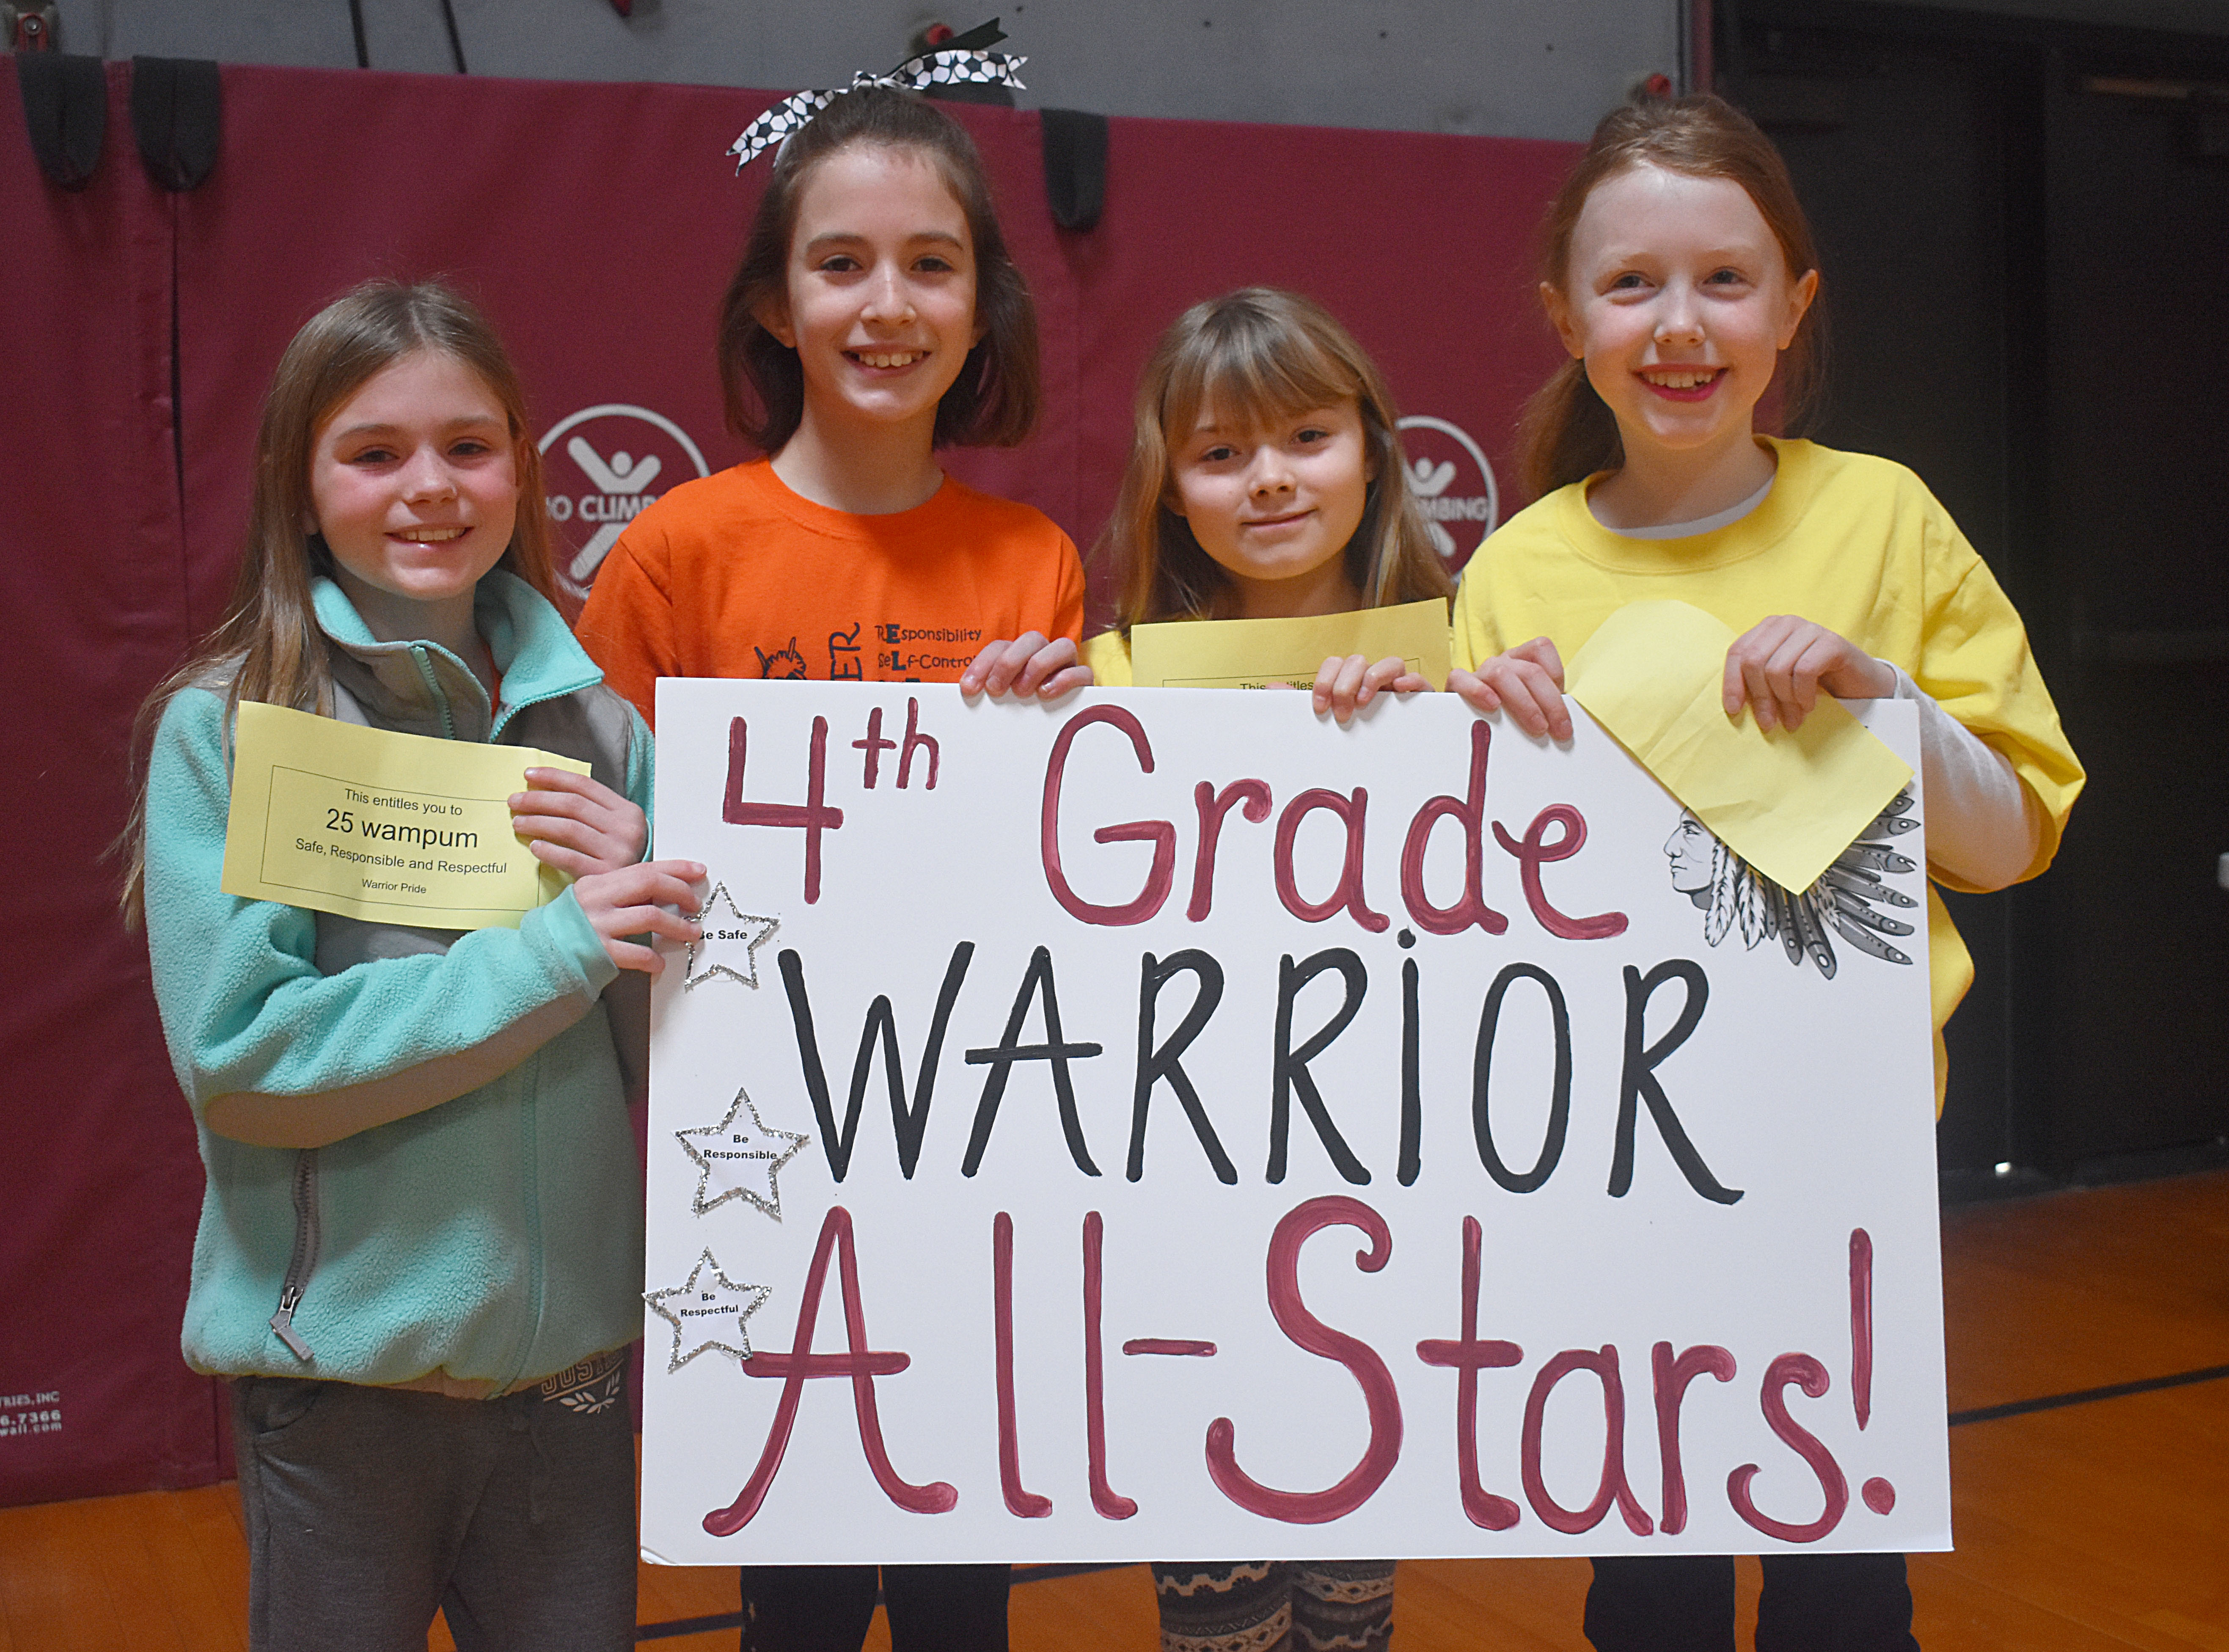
[
  {"x1": 1099, "y1": 287, "x2": 1453, "y2": 631},
  {"x1": 717, "y1": 84, "x2": 1039, "y2": 453},
  {"x1": 1517, "y1": 93, "x2": 1827, "y2": 500},
  {"x1": 118, "y1": 278, "x2": 556, "y2": 924}
]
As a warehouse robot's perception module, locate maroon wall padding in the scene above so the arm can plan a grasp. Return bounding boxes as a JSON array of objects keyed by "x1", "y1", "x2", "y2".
[
  {"x1": 173, "y1": 68, "x2": 766, "y2": 614},
  {"x1": 2, "y1": 58, "x2": 1572, "y2": 1506},
  {"x1": 0, "y1": 58, "x2": 226, "y2": 1502}
]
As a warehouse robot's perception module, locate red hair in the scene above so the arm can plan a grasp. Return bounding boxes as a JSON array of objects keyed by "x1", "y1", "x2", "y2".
[{"x1": 1517, "y1": 94, "x2": 1826, "y2": 499}]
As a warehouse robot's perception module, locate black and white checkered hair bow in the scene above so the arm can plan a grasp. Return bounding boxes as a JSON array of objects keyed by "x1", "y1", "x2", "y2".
[{"x1": 727, "y1": 21, "x2": 1026, "y2": 171}]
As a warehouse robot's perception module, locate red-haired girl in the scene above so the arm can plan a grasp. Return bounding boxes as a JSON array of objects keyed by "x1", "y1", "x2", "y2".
[{"x1": 1452, "y1": 94, "x2": 2083, "y2": 1652}]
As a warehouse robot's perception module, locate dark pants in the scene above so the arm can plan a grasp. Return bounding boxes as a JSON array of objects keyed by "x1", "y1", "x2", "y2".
[
  {"x1": 738, "y1": 1564, "x2": 1010, "y2": 1652},
  {"x1": 1585, "y1": 1553, "x2": 1920, "y2": 1652},
  {"x1": 231, "y1": 1367, "x2": 636, "y2": 1652}
]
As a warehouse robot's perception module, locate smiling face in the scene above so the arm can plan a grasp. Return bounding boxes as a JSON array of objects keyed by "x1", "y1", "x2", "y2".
[
  {"x1": 305, "y1": 348, "x2": 519, "y2": 642},
  {"x1": 1167, "y1": 397, "x2": 1373, "y2": 620},
  {"x1": 1545, "y1": 164, "x2": 1817, "y2": 474},
  {"x1": 760, "y1": 143, "x2": 982, "y2": 449}
]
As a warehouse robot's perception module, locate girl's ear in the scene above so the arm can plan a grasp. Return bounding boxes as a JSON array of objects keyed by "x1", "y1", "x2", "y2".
[
  {"x1": 1541, "y1": 281, "x2": 1585, "y2": 361},
  {"x1": 1779, "y1": 268, "x2": 1821, "y2": 350},
  {"x1": 755, "y1": 294, "x2": 797, "y2": 350}
]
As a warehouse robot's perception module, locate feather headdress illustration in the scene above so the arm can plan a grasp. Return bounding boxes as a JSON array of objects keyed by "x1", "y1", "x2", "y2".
[{"x1": 1665, "y1": 790, "x2": 1921, "y2": 978}]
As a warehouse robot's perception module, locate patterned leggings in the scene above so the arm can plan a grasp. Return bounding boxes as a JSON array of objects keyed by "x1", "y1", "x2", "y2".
[{"x1": 1150, "y1": 1560, "x2": 1395, "y2": 1652}]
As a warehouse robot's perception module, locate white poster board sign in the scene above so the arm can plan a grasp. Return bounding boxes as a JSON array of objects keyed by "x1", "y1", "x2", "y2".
[{"x1": 641, "y1": 682, "x2": 1948, "y2": 1564}]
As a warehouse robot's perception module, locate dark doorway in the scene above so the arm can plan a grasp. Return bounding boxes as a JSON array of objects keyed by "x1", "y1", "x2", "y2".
[{"x1": 1718, "y1": 3, "x2": 2229, "y2": 1193}]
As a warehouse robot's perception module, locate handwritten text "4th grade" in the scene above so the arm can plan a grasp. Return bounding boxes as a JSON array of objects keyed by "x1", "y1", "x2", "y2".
[{"x1": 719, "y1": 699, "x2": 1628, "y2": 941}]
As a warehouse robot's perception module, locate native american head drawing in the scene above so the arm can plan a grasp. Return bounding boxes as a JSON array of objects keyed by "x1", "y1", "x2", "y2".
[{"x1": 1664, "y1": 789, "x2": 1923, "y2": 979}]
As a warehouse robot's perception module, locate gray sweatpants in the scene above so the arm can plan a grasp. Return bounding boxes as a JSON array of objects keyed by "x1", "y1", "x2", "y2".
[{"x1": 231, "y1": 1360, "x2": 636, "y2": 1652}]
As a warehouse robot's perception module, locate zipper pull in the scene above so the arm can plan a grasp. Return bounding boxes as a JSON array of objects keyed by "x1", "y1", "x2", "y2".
[{"x1": 269, "y1": 1286, "x2": 315, "y2": 1362}]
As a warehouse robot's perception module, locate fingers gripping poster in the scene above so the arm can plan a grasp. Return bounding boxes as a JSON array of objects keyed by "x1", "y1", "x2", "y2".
[{"x1": 641, "y1": 682, "x2": 1948, "y2": 1565}]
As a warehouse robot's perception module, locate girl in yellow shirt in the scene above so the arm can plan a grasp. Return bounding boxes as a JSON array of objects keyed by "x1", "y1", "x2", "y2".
[{"x1": 1450, "y1": 92, "x2": 2080, "y2": 1652}]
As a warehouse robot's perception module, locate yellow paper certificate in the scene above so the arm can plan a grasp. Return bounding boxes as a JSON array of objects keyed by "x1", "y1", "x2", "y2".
[
  {"x1": 1566, "y1": 600, "x2": 1913, "y2": 893},
  {"x1": 220, "y1": 701, "x2": 590, "y2": 929},
  {"x1": 1127, "y1": 597, "x2": 1452, "y2": 691}
]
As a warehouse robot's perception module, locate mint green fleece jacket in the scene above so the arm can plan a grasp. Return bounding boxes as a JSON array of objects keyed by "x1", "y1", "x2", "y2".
[{"x1": 143, "y1": 574, "x2": 653, "y2": 1389}]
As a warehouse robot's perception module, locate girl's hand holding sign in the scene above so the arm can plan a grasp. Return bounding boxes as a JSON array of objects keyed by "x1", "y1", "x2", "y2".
[
  {"x1": 1310, "y1": 652, "x2": 1430, "y2": 721},
  {"x1": 568, "y1": 859, "x2": 705, "y2": 977},
  {"x1": 1450, "y1": 635, "x2": 1572, "y2": 741},
  {"x1": 959, "y1": 631, "x2": 1092, "y2": 700}
]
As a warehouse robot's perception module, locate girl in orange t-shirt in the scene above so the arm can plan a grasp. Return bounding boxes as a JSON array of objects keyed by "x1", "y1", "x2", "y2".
[{"x1": 576, "y1": 80, "x2": 1081, "y2": 1652}]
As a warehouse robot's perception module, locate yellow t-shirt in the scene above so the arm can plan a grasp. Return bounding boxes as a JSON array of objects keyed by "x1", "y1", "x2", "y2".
[
  {"x1": 1451, "y1": 438, "x2": 2085, "y2": 1107},
  {"x1": 1083, "y1": 629, "x2": 1135, "y2": 687}
]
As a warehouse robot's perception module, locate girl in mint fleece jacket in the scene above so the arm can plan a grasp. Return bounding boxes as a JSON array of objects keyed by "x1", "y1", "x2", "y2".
[{"x1": 124, "y1": 281, "x2": 702, "y2": 1652}]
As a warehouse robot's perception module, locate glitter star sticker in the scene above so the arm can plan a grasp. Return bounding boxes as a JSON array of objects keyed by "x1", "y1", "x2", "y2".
[
  {"x1": 683, "y1": 884, "x2": 779, "y2": 990},
  {"x1": 644, "y1": 1250, "x2": 773, "y2": 1373},
  {"x1": 676, "y1": 1086, "x2": 810, "y2": 1220}
]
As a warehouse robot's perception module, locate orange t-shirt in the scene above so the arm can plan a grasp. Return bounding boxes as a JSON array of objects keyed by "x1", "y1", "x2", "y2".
[{"x1": 576, "y1": 459, "x2": 1087, "y2": 726}]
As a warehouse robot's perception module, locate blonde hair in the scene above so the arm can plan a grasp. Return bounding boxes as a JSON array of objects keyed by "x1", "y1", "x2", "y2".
[
  {"x1": 1098, "y1": 287, "x2": 1453, "y2": 631},
  {"x1": 118, "y1": 278, "x2": 556, "y2": 924},
  {"x1": 1518, "y1": 94, "x2": 1827, "y2": 499}
]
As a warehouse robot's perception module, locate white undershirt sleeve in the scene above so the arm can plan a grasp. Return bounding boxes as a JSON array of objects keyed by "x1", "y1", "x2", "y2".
[{"x1": 1877, "y1": 660, "x2": 2041, "y2": 892}]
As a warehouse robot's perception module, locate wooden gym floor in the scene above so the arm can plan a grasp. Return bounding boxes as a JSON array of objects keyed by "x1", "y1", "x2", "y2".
[{"x1": 3, "y1": 1168, "x2": 2223, "y2": 1650}]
